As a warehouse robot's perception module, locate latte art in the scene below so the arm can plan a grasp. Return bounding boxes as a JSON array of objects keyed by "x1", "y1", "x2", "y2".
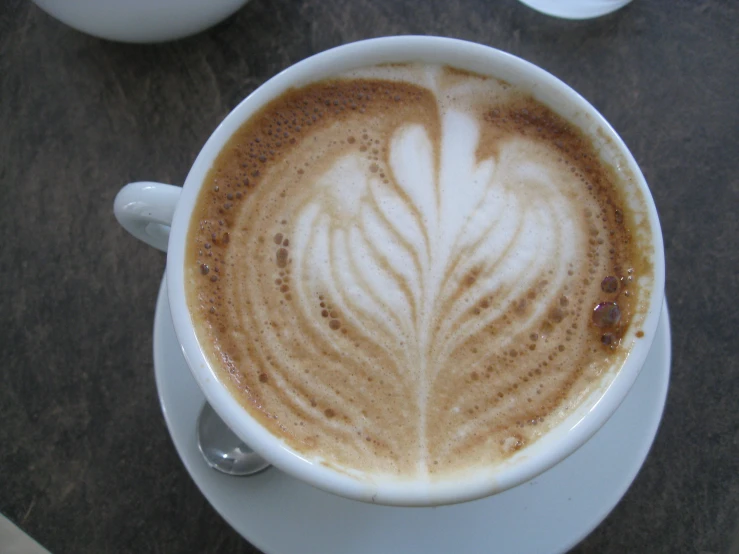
[{"x1": 186, "y1": 65, "x2": 651, "y2": 479}]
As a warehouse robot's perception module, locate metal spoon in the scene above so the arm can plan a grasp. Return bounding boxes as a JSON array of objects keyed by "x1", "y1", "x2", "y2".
[{"x1": 197, "y1": 402, "x2": 271, "y2": 476}]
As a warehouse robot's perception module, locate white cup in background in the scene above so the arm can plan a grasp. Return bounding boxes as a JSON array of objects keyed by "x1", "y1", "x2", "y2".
[
  {"x1": 32, "y1": 0, "x2": 249, "y2": 43},
  {"x1": 517, "y1": 0, "x2": 633, "y2": 19}
]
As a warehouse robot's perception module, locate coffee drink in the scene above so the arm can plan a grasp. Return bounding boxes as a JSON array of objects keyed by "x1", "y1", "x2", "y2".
[{"x1": 185, "y1": 64, "x2": 654, "y2": 479}]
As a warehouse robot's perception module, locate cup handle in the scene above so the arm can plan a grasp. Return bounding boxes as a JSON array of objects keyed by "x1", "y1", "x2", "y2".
[{"x1": 114, "y1": 181, "x2": 182, "y2": 252}]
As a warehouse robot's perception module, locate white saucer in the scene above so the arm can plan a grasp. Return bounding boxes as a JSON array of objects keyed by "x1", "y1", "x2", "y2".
[{"x1": 153, "y1": 276, "x2": 671, "y2": 554}]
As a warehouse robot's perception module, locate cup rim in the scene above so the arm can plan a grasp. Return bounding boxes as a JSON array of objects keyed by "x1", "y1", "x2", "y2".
[{"x1": 166, "y1": 35, "x2": 666, "y2": 506}]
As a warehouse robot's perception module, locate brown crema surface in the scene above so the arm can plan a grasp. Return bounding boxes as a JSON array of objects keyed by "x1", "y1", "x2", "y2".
[{"x1": 185, "y1": 64, "x2": 652, "y2": 479}]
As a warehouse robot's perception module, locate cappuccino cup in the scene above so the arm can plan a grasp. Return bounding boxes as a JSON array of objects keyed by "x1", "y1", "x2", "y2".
[{"x1": 115, "y1": 36, "x2": 665, "y2": 506}]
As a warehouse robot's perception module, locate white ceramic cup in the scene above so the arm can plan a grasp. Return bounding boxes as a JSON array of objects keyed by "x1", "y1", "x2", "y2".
[
  {"x1": 32, "y1": 0, "x2": 249, "y2": 43},
  {"x1": 516, "y1": 0, "x2": 633, "y2": 19},
  {"x1": 114, "y1": 36, "x2": 665, "y2": 507}
]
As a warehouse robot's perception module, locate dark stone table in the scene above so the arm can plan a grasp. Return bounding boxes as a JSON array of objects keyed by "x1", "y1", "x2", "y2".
[{"x1": 1, "y1": 0, "x2": 737, "y2": 552}]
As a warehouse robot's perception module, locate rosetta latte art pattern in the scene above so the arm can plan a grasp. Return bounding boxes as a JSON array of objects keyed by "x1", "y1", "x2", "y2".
[{"x1": 187, "y1": 65, "x2": 645, "y2": 479}]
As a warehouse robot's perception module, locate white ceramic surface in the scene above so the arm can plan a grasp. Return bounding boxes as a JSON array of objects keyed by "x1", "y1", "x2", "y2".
[
  {"x1": 32, "y1": 0, "x2": 249, "y2": 43},
  {"x1": 517, "y1": 0, "x2": 633, "y2": 19},
  {"x1": 0, "y1": 515, "x2": 51, "y2": 554},
  {"x1": 116, "y1": 36, "x2": 666, "y2": 506},
  {"x1": 154, "y1": 277, "x2": 671, "y2": 554}
]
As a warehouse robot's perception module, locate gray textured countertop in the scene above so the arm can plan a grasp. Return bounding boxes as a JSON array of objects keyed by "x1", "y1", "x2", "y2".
[{"x1": 1, "y1": 1, "x2": 737, "y2": 552}]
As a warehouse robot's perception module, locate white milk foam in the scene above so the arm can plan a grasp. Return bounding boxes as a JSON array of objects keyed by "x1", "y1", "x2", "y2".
[{"x1": 290, "y1": 120, "x2": 585, "y2": 471}]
